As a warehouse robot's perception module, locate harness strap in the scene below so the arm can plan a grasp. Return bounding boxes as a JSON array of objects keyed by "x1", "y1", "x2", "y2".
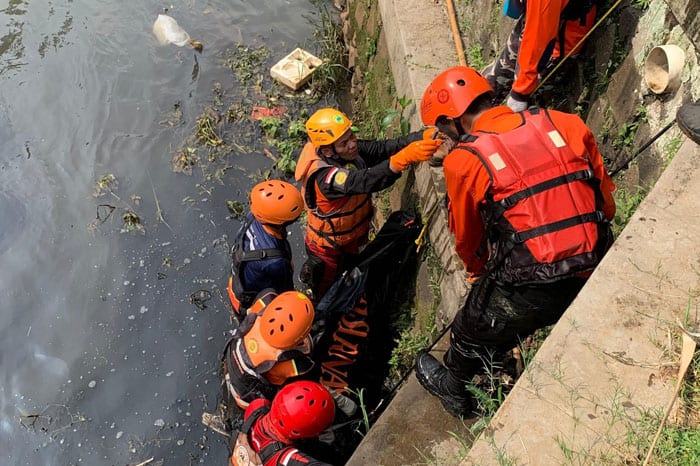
[
  {"x1": 312, "y1": 194, "x2": 370, "y2": 220},
  {"x1": 259, "y1": 442, "x2": 286, "y2": 461},
  {"x1": 239, "y1": 247, "x2": 288, "y2": 261},
  {"x1": 310, "y1": 208, "x2": 374, "y2": 238},
  {"x1": 498, "y1": 169, "x2": 593, "y2": 209},
  {"x1": 232, "y1": 216, "x2": 291, "y2": 264},
  {"x1": 510, "y1": 211, "x2": 605, "y2": 244},
  {"x1": 308, "y1": 209, "x2": 374, "y2": 252},
  {"x1": 240, "y1": 405, "x2": 269, "y2": 434},
  {"x1": 237, "y1": 405, "x2": 286, "y2": 462}
]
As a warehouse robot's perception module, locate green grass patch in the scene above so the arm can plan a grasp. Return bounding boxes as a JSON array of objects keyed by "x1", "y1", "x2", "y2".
[{"x1": 612, "y1": 185, "x2": 647, "y2": 237}]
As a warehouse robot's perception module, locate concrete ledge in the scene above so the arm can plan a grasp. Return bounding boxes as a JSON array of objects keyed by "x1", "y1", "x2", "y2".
[
  {"x1": 348, "y1": 337, "x2": 474, "y2": 466},
  {"x1": 377, "y1": 0, "x2": 472, "y2": 327}
]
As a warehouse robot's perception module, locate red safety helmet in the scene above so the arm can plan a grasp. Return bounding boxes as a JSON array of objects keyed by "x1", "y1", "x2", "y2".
[
  {"x1": 269, "y1": 381, "x2": 335, "y2": 440},
  {"x1": 250, "y1": 180, "x2": 303, "y2": 225},
  {"x1": 259, "y1": 291, "x2": 314, "y2": 349},
  {"x1": 420, "y1": 66, "x2": 494, "y2": 126}
]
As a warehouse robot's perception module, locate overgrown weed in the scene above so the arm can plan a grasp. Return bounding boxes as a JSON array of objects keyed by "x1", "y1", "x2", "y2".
[{"x1": 612, "y1": 185, "x2": 647, "y2": 237}]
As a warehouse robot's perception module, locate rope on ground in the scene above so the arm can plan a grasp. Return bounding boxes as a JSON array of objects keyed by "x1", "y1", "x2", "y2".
[
  {"x1": 446, "y1": 0, "x2": 467, "y2": 66},
  {"x1": 535, "y1": 0, "x2": 625, "y2": 93}
]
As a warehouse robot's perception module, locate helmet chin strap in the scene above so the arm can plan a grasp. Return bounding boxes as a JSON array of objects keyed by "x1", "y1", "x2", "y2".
[
  {"x1": 437, "y1": 120, "x2": 462, "y2": 140},
  {"x1": 318, "y1": 145, "x2": 341, "y2": 161}
]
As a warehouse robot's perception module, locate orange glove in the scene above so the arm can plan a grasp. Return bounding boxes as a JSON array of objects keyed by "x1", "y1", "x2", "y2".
[
  {"x1": 422, "y1": 127, "x2": 440, "y2": 140},
  {"x1": 389, "y1": 139, "x2": 443, "y2": 172}
]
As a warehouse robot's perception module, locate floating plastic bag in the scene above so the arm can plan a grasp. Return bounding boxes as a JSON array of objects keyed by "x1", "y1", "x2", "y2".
[{"x1": 153, "y1": 14, "x2": 203, "y2": 51}]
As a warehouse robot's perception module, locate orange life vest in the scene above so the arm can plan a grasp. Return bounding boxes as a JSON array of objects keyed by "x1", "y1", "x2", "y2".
[
  {"x1": 295, "y1": 142, "x2": 374, "y2": 251},
  {"x1": 224, "y1": 291, "x2": 314, "y2": 409},
  {"x1": 461, "y1": 107, "x2": 611, "y2": 284}
]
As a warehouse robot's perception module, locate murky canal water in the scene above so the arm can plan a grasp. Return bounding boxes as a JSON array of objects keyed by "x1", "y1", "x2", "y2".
[{"x1": 0, "y1": 1, "x2": 324, "y2": 464}]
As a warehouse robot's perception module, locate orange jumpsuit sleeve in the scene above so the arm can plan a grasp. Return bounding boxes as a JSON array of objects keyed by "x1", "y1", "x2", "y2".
[
  {"x1": 442, "y1": 147, "x2": 492, "y2": 277},
  {"x1": 583, "y1": 128, "x2": 616, "y2": 220},
  {"x1": 511, "y1": 0, "x2": 565, "y2": 98},
  {"x1": 556, "y1": 6, "x2": 596, "y2": 58}
]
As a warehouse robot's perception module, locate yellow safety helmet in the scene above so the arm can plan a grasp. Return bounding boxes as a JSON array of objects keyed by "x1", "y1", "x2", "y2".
[{"x1": 305, "y1": 108, "x2": 353, "y2": 148}]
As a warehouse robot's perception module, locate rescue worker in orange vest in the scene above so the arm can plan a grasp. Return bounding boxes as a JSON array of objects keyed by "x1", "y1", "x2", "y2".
[
  {"x1": 295, "y1": 108, "x2": 444, "y2": 300},
  {"x1": 229, "y1": 381, "x2": 335, "y2": 466},
  {"x1": 223, "y1": 290, "x2": 315, "y2": 412},
  {"x1": 227, "y1": 181, "x2": 304, "y2": 322},
  {"x1": 483, "y1": 0, "x2": 599, "y2": 111},
  {"x1": 414, "y1": 66, "x2": 616, "y2": 417}
]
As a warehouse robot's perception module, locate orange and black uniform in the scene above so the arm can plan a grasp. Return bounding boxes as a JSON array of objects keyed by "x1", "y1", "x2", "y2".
[
  {"x1": 223, "y1": 291, "x2": 314, "y2": 411},
  {"x1": 488, "y1": 0, "x2": 598, "y2": 102},
  {"x1": 296, "y1": 132, "x2": 422, "y2": 299},
  {"x1": 441, "y1": 105, "x2": 615, "y2": 386}
]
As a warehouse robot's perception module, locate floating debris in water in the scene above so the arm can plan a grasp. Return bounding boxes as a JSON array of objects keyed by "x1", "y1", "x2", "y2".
[
  {"x1": 172, "y1": 147, "x2": 198, "y2": 175},
  {"x1": 195, "y1": 114, "x2": 224, "y2": 147},
  {"x1": 189, "y1": 290, "x2": 211, "y2": 310},
  {"x1": 159, "y1": 100, "x2": 184, "y2": 127},
  {"x1": 153, "y1": 418, "x2": 165, "y2": 428},
  {"x1": 226, "y1": 200, "x2": 245, "y2": 219},
  {"x1": 88, "y1": 380, "x2": 96, "y2": 388},
  {"x1": 93, "y1": 174, "x2": 118, "y2": 197},
  {"x1": 251, "y1": 105, "x2": 287, "y2": 120},
  {"x1": 121, "y1": 210, "x2": 145, "y2": 235},
  {"x1": 152, "y1": 14, "x2": 203, "y2": 52}
]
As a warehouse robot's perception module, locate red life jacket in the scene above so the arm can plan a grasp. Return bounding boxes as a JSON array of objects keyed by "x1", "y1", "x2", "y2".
[
  {"x1": 295, "y1": 142, "x2": 374, "y2": 251},
  {"x1": 461, "y1": 107, "x2": 611, "y2": 284},
  {"x1": 224, "y1": 291, "x2": 314, "y2": 410}
]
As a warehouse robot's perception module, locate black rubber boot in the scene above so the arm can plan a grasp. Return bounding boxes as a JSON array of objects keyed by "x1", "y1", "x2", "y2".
[
  {"x1": 677, "y1": 100, "x2": 700, "y2": 145},
  {"x1": 415, "y1": 352, "x2": 473, "y2": 418}
]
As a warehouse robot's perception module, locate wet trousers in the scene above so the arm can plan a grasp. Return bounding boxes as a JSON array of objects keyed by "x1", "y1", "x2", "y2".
[
  {"x1": 443, "y1": 275, "x2": 586, "y2": 391},
  {"x1": 301, "y1": 240, "x2": 359, "y2": 302}
]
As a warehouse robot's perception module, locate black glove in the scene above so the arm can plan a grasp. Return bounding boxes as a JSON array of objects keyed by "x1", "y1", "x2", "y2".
[{"x1": 300, "y1": 255, "x2": 325, "y2": 297}]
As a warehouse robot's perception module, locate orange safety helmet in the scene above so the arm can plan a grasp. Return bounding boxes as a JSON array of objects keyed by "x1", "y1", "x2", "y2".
[
  {"x1": 250, "y1": 180, "x2": 303, "y2": 225},
  {"x1": 269, "y1": 381, "x2": 335, "y2": 440},
  {"x1": 420, "y1": 66, "x2": 494, "y2": 126},
  {"x1": 259, "y1": 291, "x2": 314, "y2": 349},
  {"x1": 305, "y1": 108, "x2": 353, "y2": 148}
]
